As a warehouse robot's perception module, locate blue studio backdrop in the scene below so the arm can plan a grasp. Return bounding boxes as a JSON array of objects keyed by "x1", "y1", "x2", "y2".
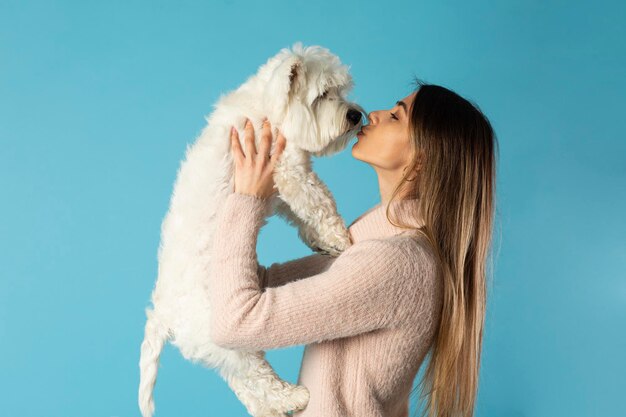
[{"x1": 1, "y1": 1, "x2": 624, "y2": 416}]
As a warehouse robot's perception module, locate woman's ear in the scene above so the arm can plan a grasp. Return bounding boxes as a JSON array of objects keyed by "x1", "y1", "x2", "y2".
[{"x1": 263, "y1": 55, "x2": 304, "y2": 121}]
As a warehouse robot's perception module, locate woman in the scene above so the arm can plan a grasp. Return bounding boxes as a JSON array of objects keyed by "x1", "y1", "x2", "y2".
[{"x1": 208, "y1": 78, "x2": 498, "y2": 417}]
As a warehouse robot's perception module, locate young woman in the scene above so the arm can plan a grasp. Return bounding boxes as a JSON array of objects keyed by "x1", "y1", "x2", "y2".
[{"x1": 208, "y1": 78, "x2": 498, "y2": 417}]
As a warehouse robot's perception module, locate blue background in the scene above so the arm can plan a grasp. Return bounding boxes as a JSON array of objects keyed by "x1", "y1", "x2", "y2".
[{"x1": 1, "y1": 0, "x2": 624, "y2": 416}]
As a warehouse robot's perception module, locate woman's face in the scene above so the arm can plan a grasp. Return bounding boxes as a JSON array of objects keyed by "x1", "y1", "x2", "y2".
[{"x1": 351, "y1": 91, "x2": 416, "y2": 171}]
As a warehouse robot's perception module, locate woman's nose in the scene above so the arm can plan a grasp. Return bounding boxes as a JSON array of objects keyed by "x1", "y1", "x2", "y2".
[{"x1": 367, "y1": 112, "x2": 377, "y2": 124}]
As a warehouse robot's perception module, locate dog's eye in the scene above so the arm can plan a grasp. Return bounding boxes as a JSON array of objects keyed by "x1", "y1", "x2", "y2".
[{"x1": 314, "y1": 90, "x2": 330, "y2": 104}]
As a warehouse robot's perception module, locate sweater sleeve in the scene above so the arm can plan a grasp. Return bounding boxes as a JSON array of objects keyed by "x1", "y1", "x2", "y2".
[
  {"x1": 208, "y1": 192, "x2": 410, "y2": 351},
  {"x1": 258, "y1": 252, "x2": 336, "y2": 288}
]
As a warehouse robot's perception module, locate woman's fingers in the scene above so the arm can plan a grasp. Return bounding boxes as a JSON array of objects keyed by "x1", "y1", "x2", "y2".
[
  {"x1": 243, "y1": 118, "x2": 257, "y2": 158},
  {"x1": 271, "y1": 130, "x2": 287, "y2": 165},
  {"x1": 233, "y1": 117, "x2": 284, "y2": 168},
  {"x1": 257, "y1": 118, "x2": 272, "y2": 162},
  {"x1": 230, "y1": 126, "x2": 245, "y2": 165}
]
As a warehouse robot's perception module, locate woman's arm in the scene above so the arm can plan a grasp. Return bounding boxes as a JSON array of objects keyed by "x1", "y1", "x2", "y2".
[
  {"x1": 208, "y1": 192, "x2": 417, "y2": 351},
  {"x1": 258, "y1": 253, "x2": 336, "y2": 288}
]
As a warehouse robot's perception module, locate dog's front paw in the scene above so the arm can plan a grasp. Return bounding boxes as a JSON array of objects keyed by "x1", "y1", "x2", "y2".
[
  {"x1": 312, "y1": 245, "x2": 343, "y2": 257},
  {"x1": 312, "y1": 246, "x2": 330, "y2": 256},
  {"x1": 317, "y1": 234, "x2": 352, "y2": 257}
]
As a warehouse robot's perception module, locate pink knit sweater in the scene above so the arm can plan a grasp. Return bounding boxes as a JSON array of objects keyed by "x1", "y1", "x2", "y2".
[{"x1": 209, "y1": 192, "x2": 443, "y2": 417}]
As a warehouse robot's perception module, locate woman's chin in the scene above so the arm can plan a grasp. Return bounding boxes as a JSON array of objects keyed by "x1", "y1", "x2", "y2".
[{"x1": 351, "y1": 142, "x2": 362, "y2": 159}]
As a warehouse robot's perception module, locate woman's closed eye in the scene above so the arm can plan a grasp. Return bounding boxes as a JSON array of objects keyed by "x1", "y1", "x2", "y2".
[{"x1": 390, "y1": 112, "x2": 398, "y2": 120}]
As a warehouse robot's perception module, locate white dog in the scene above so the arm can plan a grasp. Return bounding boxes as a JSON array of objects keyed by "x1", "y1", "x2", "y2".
[{"x1": 138, "y1": 42, "x2": 365, "y2": 417}]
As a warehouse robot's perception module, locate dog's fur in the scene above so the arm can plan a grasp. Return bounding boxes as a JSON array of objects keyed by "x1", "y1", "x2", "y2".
[{"x1": 138, "y1": 42, "x2": 365, "y2": 417}]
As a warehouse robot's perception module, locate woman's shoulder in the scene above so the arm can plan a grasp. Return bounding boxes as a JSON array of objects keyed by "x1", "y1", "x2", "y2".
[
  {"x1": 367, "y1": 231, "x2": 436, "y2": 260},
  {"x1": 340, "y1": 235, "x2": 442, "y2": 317},
  {"x1": 340, "y1": 233, "x2": 438, "y2": 278},
  {"x1": 375, "y1": 232, "x2": 440, "y2": 282}
]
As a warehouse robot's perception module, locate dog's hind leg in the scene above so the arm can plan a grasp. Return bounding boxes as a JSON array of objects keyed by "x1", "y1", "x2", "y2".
[{"x1": 212, "y1": 349, "x2": 309, "y2": 417}]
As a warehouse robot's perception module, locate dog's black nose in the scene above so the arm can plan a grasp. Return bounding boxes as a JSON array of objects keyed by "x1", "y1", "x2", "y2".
[{"x1": 346, "y1": 109, "x2": 362, "y2": 126}]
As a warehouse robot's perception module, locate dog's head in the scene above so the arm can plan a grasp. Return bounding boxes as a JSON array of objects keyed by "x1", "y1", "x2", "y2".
[{"x1": 260, "y1": 42, "x2": 365, "y2": 157}]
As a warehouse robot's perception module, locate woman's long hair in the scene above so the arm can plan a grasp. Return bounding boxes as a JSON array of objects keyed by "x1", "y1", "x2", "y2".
[{"x1": 385, "y1": 77, "x2": 499, "y2": 417}]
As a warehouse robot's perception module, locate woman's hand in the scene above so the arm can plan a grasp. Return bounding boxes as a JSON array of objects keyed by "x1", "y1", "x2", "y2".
[{"x1": 230, "y1": 117, "x2": 287, "y2": 200}]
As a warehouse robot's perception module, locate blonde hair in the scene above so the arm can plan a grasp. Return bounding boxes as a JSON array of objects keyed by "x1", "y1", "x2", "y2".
[{"x1": 385, "y1": 78, "x2": 499, "y2": 417}]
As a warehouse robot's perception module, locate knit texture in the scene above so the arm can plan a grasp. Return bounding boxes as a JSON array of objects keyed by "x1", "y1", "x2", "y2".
[{"x1": 209, "y1": 192, "x2": 444, "y2": 417}]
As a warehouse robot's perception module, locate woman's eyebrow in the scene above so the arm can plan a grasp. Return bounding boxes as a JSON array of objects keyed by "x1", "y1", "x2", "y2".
[{"x1": 396, "y1": 100, "x2": 407, "y2": 114}]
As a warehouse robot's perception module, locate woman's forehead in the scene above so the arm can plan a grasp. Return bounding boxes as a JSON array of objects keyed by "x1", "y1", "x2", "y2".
[{"x1": 401, "y1": 91, "x2": 417, "y2": 104}]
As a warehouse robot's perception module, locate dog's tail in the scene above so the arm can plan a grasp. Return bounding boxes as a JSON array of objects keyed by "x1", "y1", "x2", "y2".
[{"x1": 138, "y1": 308, "x2": 170, "y2": 417}]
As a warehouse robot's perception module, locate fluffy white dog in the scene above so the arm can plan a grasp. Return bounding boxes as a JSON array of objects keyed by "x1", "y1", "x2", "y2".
[{"x1": 138, "y1": 42, "x2": 365, "y2": 417}]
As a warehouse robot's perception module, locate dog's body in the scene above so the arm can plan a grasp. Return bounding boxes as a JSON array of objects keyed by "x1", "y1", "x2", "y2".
[{"x1": 138, "y1": 43, "x2": 364, "y2": 417}]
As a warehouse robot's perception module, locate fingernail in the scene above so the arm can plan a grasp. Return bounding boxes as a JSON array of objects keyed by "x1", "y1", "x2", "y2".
[{"x1": 231, "y1": 126, "x2": 235, "y2": 135}]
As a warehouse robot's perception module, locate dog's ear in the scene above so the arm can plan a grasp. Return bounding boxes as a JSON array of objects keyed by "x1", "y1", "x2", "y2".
[{"x1": 263, "y1": 55, "x2": 304, "y2": 121}]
